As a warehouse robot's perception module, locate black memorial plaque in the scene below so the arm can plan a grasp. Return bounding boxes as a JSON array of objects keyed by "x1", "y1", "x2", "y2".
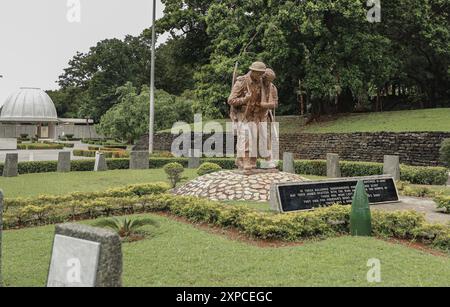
[{"x1": 276, "y1": 176, "x2": 399, "y2": 213}]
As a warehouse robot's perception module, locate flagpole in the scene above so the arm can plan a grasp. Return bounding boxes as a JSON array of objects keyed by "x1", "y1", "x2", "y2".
[{"x1": 149, "y1": 0, "x2": 156, "y2": 154}]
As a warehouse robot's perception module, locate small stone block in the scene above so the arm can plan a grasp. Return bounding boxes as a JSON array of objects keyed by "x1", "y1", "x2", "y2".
[
  {"x1": 47, "y1": 223, "x2": 122, "y2": 287},
  {"x1": 3, "y1": 153, "x2": 18, "y2": 177},
  {"x1": 130, "y1": 151, "x2": 149, "y2": 170},
  {"x1": 57, "y1": 152, "x2": 71, "y2": 173},
  {"x1": 326, "y1": 153, "x2": 341, "y2": 178}
]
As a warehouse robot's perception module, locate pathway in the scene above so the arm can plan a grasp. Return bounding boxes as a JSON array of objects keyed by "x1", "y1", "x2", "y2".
[{"x1": 373, "y1": 196, "x2": 450, "y2": 224}]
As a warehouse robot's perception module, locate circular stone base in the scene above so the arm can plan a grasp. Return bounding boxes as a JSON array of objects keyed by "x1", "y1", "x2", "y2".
[{"x1": 173, "y1": 170, "x2": 308, "y2": 202}]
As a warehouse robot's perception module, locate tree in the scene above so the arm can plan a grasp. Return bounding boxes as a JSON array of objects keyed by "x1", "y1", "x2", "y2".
[
  {"x1": 165, "y1": 0, "x2": 449, "y2": 116},
  {"x1": 96, "y1": 82, "x2": 194, "y2": 143}
]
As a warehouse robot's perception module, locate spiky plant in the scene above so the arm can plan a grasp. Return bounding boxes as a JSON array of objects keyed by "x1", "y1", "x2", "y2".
[{"x1": 94, "y1": 217, "x2": 159, "y2": 238}]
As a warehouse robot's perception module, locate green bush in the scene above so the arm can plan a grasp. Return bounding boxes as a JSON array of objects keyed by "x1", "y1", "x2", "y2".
[
  {"x1": 1, "y1": 189, "x2": 448, "y2": 252},
  {"x1": 17, "y1": 143, "x2": 65, "y2": 150},
  {"x1": 401, "y1": 165, "x2": 448, "y2": 185},
  {"x1": 292, "y1": 160, "x2": 447, "y2": 185},
  {"x1": 0, "y1": 156, "x2": 446, "y2": 185},
  {"x1": 440, "y1": 139, "x2": 450, "y2": 167},
  {"x1": 103, "y1": 144, "x2": 127, "y2": 150},
  {"x1": 435, "y1": 195, "x2": 450, "y2": 213},
  {"x1": 73, "y1": 149, "x2": 128, "y2": 159},
  {"x1": 57, "y1": 142, "x2": 74, "y2": 148},
  {"x1": 197, "y1": 162, "x2": 222, "y2": 176},
  {"x1": 163, "y1": 162, "x2": 186, "y2": 188}
]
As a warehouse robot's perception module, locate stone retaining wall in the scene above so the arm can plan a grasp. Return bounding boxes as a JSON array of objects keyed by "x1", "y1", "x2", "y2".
[{"x1": 135, "y1": 132, "x2": 450, "y2": 167}]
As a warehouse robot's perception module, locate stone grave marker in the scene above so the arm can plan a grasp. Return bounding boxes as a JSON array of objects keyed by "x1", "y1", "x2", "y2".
[
  {"x1": 188, "y1": 150, "x2": 201, "y2": 169},
  {"x1": 57, "y1": 151, "x2": 71, "y2": 173},
  {"x1": 94, "y1": 152, "x2": 108, "y2": 172},
  {"x1": 47, "y1": 223, "x2": 122, "y2": 287},
  {"x1": 282, "y1": 152, "x2": 295, "y2": 174},
  {"x1": 383, "y1": 155, "x2": 400, "y2": 181},
  {"x1": 270, "y1": 175, "x2": 399, "y2": 213},
  {"x1": 3, "y1": 153, "x2": 18, "y2": 177},
  {"x1": 326, "y1": 153, "x2": 341, "y2": 178},
  {"x1": 130, "y1": 151, "x2": 149, "y2": 170}
]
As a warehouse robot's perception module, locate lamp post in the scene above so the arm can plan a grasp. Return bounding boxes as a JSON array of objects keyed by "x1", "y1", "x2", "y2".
[{"x1": 149, "y1": 0, "x2": 156, "y2": 154}]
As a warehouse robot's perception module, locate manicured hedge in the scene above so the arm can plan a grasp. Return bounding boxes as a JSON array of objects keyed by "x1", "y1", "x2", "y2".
[
  {"x1": 0, "y1": 156, "x2": 446, "y2": 185},
  {"x1": 17, "y1": 143, "x2": 65, "y2": 150},
  {"x1": 291, "y1": 160, "x2": 448, "y2": 185},
  {"x1": 73, "y1": 149, "x2": 129, "y2": 159},
  {"x1": 2, "y1": 190, "x2": 448, "y2": 252}
]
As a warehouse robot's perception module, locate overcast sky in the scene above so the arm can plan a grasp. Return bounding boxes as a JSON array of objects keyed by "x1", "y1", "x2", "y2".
[{"x1": 0, "y1": 0, "x2": 165, "y2": 104}]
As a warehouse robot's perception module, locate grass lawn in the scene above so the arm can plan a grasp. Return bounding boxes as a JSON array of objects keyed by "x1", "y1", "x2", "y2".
[
  {"x1": 3, "y1": 213, "x2": 450, "y2": 287},
  {"x1": 0, "y1": 169, "x2": 198, "y2": 198},
  {"x1": 299, "y1": 108, "x2": 450, "y2": 134},
  {"x1": 161, "y1": 108, "x2": 450, "y2": 134}
]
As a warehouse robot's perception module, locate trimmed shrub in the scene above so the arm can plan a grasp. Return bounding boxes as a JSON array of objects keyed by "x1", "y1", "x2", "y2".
[
  {"x1": 197, "y1": 162, "x2": 222, "y2": 176},
  {"x1": 153, "y1": 151, "x2": 174, "y2": 158},
  {"x1": 440, "y1": 139, "x2": 450, "y2": 167},
  {"x1": 401, "y1": 165, "x2": 448, "y2": 186},
  {"x1": 103, "y1": 144, "x2": 127, "y2": 150},
  {"x1": 73, "y1": 149, "x2": 128, "y2": 159},
  {"x1": 0, "y1": 156, "x2": 446, "y2": 185},
  {"x1": 163, "y1": 162, "x2": 186, "y2": 188},
  {"x1": 57, "y1": 142, "x2": 74, "y2": 148},
  {"x1": 17, "y1": 143, "x2": 65, "y2": 150},
  {"x1": 293, "y1": 160, "x2": 447, "y2": 185},
  {"x1": 1, "y1": 189, "x2": 448, "y2": 252},
  {"x1": 435, "y1": 195, "x2": 450, "y2": 213}
]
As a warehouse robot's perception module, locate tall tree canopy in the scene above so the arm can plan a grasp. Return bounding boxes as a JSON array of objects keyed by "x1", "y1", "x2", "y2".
[
  {"x1": 53, "y1": 0, "x2": 449, "y2": 123},
  {"x1": 161, "y1": 0, "x2": 450, "y2": 116}
]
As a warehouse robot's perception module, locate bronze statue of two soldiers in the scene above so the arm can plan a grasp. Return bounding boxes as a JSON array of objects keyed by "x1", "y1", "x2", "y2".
[{"x1": 228, "y1": 61, "x2": 279, "y2": 172}]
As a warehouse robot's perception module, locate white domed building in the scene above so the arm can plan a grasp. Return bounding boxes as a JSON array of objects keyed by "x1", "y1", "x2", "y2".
[{"x1": 0, "y1": 88, "x2": 99, "y2": 139}]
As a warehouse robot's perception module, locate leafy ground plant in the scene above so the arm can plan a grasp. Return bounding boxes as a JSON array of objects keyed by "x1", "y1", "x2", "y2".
[{"x1": 94, "y1": 217, "x2": 159, "y2": 242}]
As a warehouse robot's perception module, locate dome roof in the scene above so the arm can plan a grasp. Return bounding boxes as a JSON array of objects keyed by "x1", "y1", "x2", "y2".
[{"x1": 0, "y1": 88, "x2": 58, "y2": 122}]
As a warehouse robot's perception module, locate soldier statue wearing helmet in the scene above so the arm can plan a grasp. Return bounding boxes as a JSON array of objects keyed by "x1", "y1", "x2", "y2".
[{"x1": 228, "y1": 61, "x2": 279, "y2": 172}]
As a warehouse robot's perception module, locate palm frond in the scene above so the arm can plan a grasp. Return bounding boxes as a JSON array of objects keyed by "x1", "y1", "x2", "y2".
[
  {"x1": 93, "y1": 218, "x2": 121, "y2": 231},
  {"x1": 129, "y1": 218, "x2": 159, "y2": 230}
]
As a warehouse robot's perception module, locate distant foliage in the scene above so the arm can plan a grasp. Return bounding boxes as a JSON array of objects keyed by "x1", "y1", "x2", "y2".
[
  {"x1": 96, "y1": 82, "x2": 194, "y2": 143},
  {"x1": 440, "y1": 139, "x2": 450, "y2": 167},
  {"x1": 161, "y1": 0, "x2": 450, "y2": 115}
]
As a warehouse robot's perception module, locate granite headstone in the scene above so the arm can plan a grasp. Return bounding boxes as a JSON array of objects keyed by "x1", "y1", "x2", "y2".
[
  {"x1": 383, "y1": 155, "x2": 400, "y2": 181},
  {"x1": 57, "y1": 152, "x2": 71, "y2": 173},
  {"x1": 282, "y1": 152, "x2": 295, "y2": 174},
  {"x1": 94, "y1": 152, "x2": 108, "y2": 172},
  {"x1": 3, "y1": 153, "x2": 18, "y2": 177},
  {"x1": 188, "y1": 150, "x2": 201, "y2": 169},
  {"x1": 326, "y1": 153, "x2": 341, "y2": 178},
  {"x1": 129, "y1": 151, "x2": 149, "y2": 170},
  {"x1": 47, "y1": 223, "x2": 122, "y2": 287}
]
